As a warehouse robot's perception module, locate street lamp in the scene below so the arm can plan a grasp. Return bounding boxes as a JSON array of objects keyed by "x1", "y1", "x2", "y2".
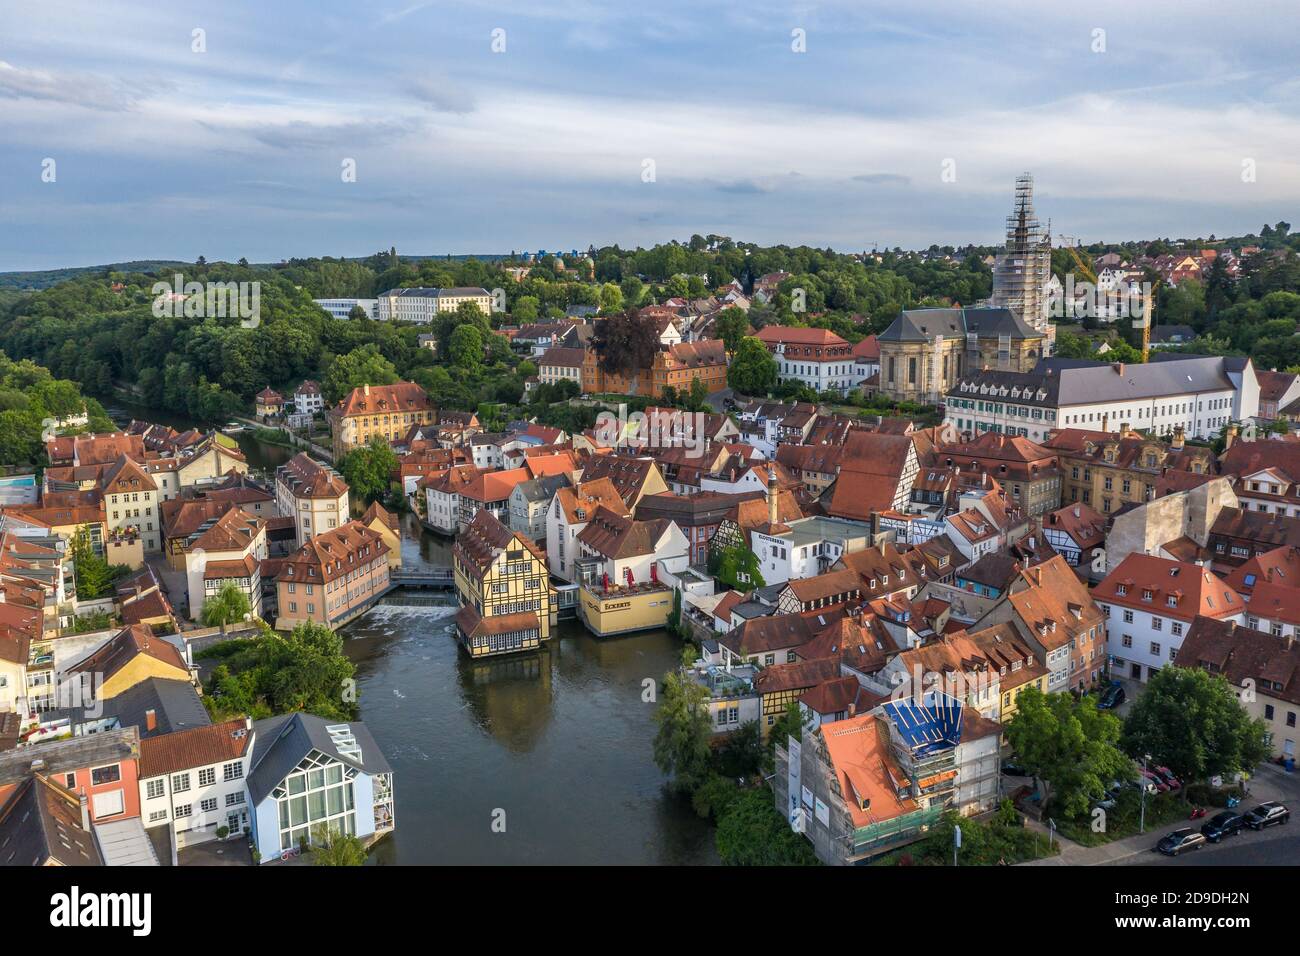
[{"x1": 1139, "y1": 753, "x2": 1151, "y2": 834}]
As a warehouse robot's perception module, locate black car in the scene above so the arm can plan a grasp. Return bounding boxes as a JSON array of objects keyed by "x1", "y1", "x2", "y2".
[
  {"x1": 1001, "y1": 762, "x2": 1028, "y2": 777},
  {"x1": 1097, "y1": 684, "x2": 1126, "y2": 709},
  {"x1": 1199, "y1": 810, "x2": 1246, "y2": 842},
  {"x1": 1244, "y1": 802, "x2": 1291, "y2": 830},
  {"x1": 1155, "y1": 828, "x2": 1206, "y2": 856}
]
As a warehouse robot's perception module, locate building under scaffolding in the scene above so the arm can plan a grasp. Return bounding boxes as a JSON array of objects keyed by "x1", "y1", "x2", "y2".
[{"x1": 990, "y1": 173, "x2": 1053, "y2": 346}]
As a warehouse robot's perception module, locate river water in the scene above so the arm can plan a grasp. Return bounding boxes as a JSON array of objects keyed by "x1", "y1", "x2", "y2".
[{"x1": 105, "y1": 401, "x2": 718, "y2": 865}]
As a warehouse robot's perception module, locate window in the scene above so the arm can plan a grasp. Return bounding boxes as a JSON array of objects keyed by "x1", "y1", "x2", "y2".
[
  {"x1": 201, "y1": 798, "x2": 218, "y2": 813},
  {"x1": 91, "y1": 764, "x2": 121, "y2": 786},
  {"x1": 225, "y1": 762, "x2": 244, "y2": 782},
  {"x1": 199, "y1": 767, "x2": 216, "y2": 787},
  {"x1": 146, "y1": 779, "x2": 165, "y2": 800},
  {"x1": 172, "y1": 772, "x2": 191, "y2": 793},
  {"x1": 1150, "y1": 642, "x2": 1161, "y2": 656},
  {"x1": 149, "y1": 810, "x2": 168, "y2": 823},
  {"x1": 226, "y1": 791, "x2": 246, "y2": 807},
  {"x1": 174, "y1": 804, "x2": 193, "y2": 819},
  {"x1": 92, "y1": 789, "x2": 124, "y2": 819}
]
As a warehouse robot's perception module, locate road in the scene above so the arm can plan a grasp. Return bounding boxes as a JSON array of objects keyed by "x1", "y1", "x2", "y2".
[{"x1": 1131, "y1": 826, "x2": 1299, "y2": 866}]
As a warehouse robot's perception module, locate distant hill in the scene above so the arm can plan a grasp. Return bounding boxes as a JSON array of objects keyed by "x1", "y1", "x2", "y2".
[
  {"x1": 0, "y1": 260, "x2": 190, "y2": 291},
  {"x1": 0, "y1": 254, "x2": 511, "y2": 291}
]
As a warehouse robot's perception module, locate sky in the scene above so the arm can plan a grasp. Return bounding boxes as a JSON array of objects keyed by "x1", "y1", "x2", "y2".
[{"x1": 1, "y1": 0, "x2": 1298, "y2": 271}]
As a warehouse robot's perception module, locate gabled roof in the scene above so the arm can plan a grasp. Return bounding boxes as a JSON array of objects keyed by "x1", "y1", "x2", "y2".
[
  {"x1": 576, "y1": 506, "x2": 672, "y2": 560},
  {"x1": 69, "y1": 624, "x2": 189, "y2": 685},
  {"x1": 139, "y1": 717, "x2": 253, "y2": 778},
  {"x1": 247, "y1": 712, "x2": 390, "y2": 805},
  {"x1": 1093, "y1": 553, "x2": 1242, "y2": 622},
  {"x1": 453, "y1": 509, "x2": 546, "y2": 578},
  {"x1": 879, "y1": 306, "x2": 1042, "y2": 344},
  {"x1": 276, "y1": 520, "x2": 390, "y2": 585},
  {"x1": 102, "y1": 454, "x2": 158, "y2": 495},
  {"x1": 0, "y1": 774, "x2": 102, "y2": 866},
  {"x1": 719, "y1": 613, "x2": 814, "y2": 658},
  {"x1": 276, "y1": 453, "x2": 348, "y2": 500},
  {"x1": 335, "y1": 381, "x2": 433, "y2": 417},
  {"x1": 553, "y1": 477, "x2": 630, "y2": 524},
  {"x1": 1177, "y1": 617, "x2": 1300, "y2": 706},
  {"x1": 818, "y1": 714, "x2": 918, "y2": 828}
]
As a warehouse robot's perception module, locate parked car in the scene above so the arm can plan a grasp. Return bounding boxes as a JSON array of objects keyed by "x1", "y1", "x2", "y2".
[
  {"x1": 1152, "y1": 766, "x2": 1181, "y2": 789},
  {"x1": 1155, "y1": 828, "x2": 1206, "y2": 856},
  {"x1": 1140, "y1": 769, "x2": 1170, "y2": 792},
  {"x1": 1001, "y1": 761, "x2": 1029, "y2": 777},
  {"x1": 1092, "y1": 792, "x2": 1117, "y2": 811},
  {"x1": 1199, "y1": 810, "x2": 1246, "y2": 843},
  {"x1": 1097, "y1": 684, "x2": 1126, "y2": 709},
  {"x1": 1244, "y1": 802, "x2": 1291, "y2": 830}
]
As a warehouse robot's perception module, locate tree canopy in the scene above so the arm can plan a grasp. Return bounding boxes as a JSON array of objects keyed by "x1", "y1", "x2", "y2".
[{"x1": 1122, "y1": 666, "x2": 1269, "y2": 787}]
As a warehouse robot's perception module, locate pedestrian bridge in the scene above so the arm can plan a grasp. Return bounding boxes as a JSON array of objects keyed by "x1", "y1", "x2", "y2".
[{"x1": 389, "y1": 567, "x2": 456, "y2": 589}]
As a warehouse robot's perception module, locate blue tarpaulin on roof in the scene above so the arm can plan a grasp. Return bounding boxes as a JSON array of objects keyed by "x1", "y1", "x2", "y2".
[{"x1": 883, "y1": 692, "x2": 963, "y2": 755}]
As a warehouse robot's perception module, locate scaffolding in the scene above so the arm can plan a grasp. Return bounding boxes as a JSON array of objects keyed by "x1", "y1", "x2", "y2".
[{"x1": 991, "y1": 173, "x2": 1052, "y2": 335}]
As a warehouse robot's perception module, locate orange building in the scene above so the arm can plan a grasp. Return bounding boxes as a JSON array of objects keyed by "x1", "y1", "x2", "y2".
[{"x1": 582, "y1": 340, "x2": 728, "y2": 398}]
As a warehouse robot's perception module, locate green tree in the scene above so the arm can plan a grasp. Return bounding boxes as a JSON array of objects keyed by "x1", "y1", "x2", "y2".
[
  {"x1": 1004, "y1": 687, "x2": 1133, "y2": 818},
  {"x1": 713, "y1": 306, "x2": 750, "y2": 353},
  {"x1": 651, "y1": 667, "x2": 713, "y2": 795},
  {"x1": 338, "y1": 435, "x2": 399, "y2": 505},
  {"x1": 322, "y1": 344, "x2": 398, "y2": 403},
  {"x1": 598, "y1": 282, "x2": 624, "y2": 314},
  {"x1": 512, "y1": 295, "x2": 540, "y2": 322},
  {"x1": 311, "y1": 826, "x2": 368, "y2": 865},
  {"x1": 448, "y1": 324, "x2": 484, "y2": 369},
  {"x1": 727, "y1": 336, "x2": 778, "y2": 396},
  {"x1": 69, "y1": 525, "x2": 128, "y2": 600},
  {"x1": 202, "y1": 620, "x2": 359, "y2": 721},
  {"x1": 714, "y1": 789, "x2": 819, "y2": 866},
  {"x1": 200, "y1": 580, "x2": 253, "y2": 628},
  {"x1": 1122, "y1": 666, "x2": 1268, "y2": 789}
]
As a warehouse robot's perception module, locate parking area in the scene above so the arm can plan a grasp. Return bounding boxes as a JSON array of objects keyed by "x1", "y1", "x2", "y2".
[{"x1": 177, "y1": 838, "x2": 255, "y2": 867}]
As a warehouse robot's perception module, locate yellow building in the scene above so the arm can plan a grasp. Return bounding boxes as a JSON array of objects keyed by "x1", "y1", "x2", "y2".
[
  {"x1": 67, "y1": 624, "x2": 191, "y2": 699},
  {"x1": 453, "y1": 509, "x2": 556, "y2": 658},
  {"x1": 577, "y1": 583, "x2": 675, "y2": 637},
  {"x1": 965, "y1": 622, "x2": 1049, "y2": 722},
  {"x1": 328, "y1": 381, "x2": 437, "y2": 460},
  {"x1": 361, "y1": 501, "x2": 403, "y2": 570}
]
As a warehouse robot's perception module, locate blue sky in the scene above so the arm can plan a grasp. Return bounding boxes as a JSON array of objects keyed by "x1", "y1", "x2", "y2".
[{"x1": 1, "y1": 0, "x2": 1298, "y2": 271}]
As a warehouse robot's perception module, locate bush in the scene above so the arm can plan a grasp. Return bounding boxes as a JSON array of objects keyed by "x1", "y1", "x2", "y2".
[{"x1": 1184, "y1": 782, "x2": 1245, "y2": 808}]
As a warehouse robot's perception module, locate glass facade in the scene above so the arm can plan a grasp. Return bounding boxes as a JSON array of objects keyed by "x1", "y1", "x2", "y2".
[{"x1": 271, "y1": 750, "x2": 357, "y2": 850}]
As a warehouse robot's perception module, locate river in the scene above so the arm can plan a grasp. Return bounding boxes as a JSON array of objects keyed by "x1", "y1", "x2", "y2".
[{"x1": 105, "y1": 400, "x2": 719, "y2": 865}]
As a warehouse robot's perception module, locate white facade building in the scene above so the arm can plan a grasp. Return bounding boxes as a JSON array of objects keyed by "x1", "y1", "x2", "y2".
[
  {"x1": 946, "y1": 355, "x2": 1260, "y2": 444},
  {"x1": 313, "y1": 298, "x2": 377, "y2": 320}
]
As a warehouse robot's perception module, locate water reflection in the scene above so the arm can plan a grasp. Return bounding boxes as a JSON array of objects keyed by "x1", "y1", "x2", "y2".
[{"x1": 343, "y1": 603, "x2": 718, "y2": 865}]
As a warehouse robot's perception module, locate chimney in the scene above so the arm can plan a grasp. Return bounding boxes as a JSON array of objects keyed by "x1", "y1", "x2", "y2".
[
  {"x1": 1172, "y1": 425, "x2": 1185, "y2": 450},
  {"x1": 364, "y1": 383, "x2": 371, "y2": 396},
  {"x1": 1102, "y1": 413, "x2": 1109, "y2": 434},
  {"x1": 145, "y1": 709, "x2": 157, "y2": 732},
  {"x1": 1225, "y1": 424, "x2": 1238, "y2": 449},
  {"x1": 1120, "y1": 422, "x2": 1132, "y2": 438},
  {"x1": 767, "y1": 464, "x2": 779, "y2": 526},
  {"x1": 79, "y1": 791, "x2": 90, "y2": 831}
]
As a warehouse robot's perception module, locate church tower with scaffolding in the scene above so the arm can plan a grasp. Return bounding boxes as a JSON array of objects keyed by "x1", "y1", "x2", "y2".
[{"x1": 989, "y1": 173, "x2": 1053, "y2": 348}]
